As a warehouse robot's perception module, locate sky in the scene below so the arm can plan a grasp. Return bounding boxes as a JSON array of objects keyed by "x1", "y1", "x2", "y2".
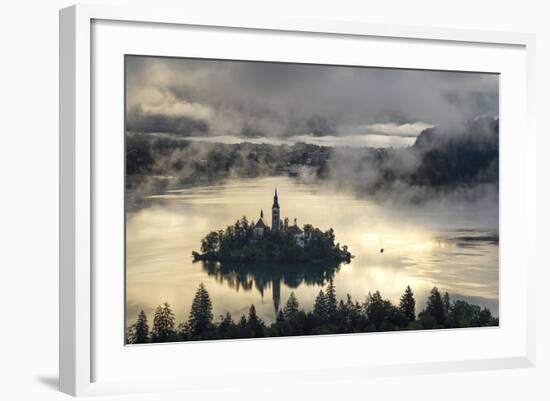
[{"x1": 125, "y1": 55, "x2": 499, "y2": 148}]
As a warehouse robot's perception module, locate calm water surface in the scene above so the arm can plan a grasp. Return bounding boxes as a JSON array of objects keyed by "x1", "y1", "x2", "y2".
[{"x1": 126, "y1": 177, "x2": 498, "y2": 326}]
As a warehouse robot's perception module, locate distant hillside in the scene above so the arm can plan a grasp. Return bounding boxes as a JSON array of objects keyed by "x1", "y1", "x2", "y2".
[
  {"x1": 410, "y1": 117, "x2": 499, "y2": 187},
  {"x1": 126, "y1": 117, "x2": 499, "y2": 199},
  {"x1": 323, "y1": 117, "x2": 499, "y2": 195}
]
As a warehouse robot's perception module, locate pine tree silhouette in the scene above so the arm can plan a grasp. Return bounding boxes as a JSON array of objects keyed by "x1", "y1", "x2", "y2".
[
  {"x1": 283, "y1": 292, "x2": 300, "y2": 319},
  {"x1": 151, "y1": 302, "x2": 176, "y2": 342},
  {"x1": 326, "y1": 279, "x2": 337, "y2": 319},
  {"x1": 187, "y1": 283, "x2": 214, "y2": 337},
  {"x1": 399, "y1": 286, "x2": 416, "y2": 323},
  {"x1": 131, "y1": 310, "x2": 150, "y2": 344}
]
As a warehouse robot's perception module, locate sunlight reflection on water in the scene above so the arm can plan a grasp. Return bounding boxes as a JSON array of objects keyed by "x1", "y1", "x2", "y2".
[{"x1": 126, "y1": 176, "x2": 498, "y2": 326}]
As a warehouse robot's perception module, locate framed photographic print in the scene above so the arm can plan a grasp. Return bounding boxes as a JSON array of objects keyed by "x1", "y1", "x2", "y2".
[{"x1": 60, "y1": 4, "x2": 536, "y2": 397}]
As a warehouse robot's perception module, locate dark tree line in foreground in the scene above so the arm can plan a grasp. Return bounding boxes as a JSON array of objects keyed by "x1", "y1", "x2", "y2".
[{"x1": 126, "y1": 282, "x2": 498, "y2": 344}]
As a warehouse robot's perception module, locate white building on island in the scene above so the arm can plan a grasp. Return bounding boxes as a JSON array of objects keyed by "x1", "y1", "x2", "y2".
[
  {"x1": 253, "y1": 210, "x2": 267, "y2": 238},
  {"x1": 286, "y1": 220, "x2": 305, "y2": 247}
]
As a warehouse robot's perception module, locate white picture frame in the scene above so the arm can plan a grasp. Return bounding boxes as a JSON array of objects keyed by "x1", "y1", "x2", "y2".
[{"x1": 59, "y1": 4, "x2": 536, "y2": 397}]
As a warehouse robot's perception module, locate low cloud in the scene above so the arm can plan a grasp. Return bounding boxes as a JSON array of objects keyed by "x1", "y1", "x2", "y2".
[
  {"x1": 139, "y1": 92, "x2": 213, "y2": 121},
  {"x1": 125, "y1": 56, "x2": 498, "y2": 139},
  {"x1": 359, "y1": 122, "x2": 434, "y2": 138}
]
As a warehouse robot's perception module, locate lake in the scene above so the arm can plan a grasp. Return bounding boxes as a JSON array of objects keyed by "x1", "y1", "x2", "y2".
[{"x1": 125, "y1": 176, "x2": 498, "y2": 327}]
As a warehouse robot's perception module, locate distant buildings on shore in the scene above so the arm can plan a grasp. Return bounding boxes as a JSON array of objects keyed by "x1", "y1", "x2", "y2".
[{"x1": 288, "y1": 150, "x2": 330, "y2": 177}]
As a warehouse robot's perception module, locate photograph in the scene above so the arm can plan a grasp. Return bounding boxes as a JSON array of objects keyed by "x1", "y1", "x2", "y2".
[
  {"x1": 124, "y1": 55, "x2": 499, "y2": 344},
  {"x1": 1, "y1": 0, "x2": 543, "y2": 398}
]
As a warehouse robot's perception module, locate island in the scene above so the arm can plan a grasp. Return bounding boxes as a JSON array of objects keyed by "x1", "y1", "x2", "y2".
[{"x1": 192, "y1": 189, "x2": 352, "y2": 264}]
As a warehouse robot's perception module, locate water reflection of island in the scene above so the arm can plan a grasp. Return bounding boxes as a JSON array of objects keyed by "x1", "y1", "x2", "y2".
[
  {"x1": 200, "y1": 260, "x2": 342, "y2": 314},
  {"x1": 192, "y1": 189, "x2": 352, "y2": 265}
]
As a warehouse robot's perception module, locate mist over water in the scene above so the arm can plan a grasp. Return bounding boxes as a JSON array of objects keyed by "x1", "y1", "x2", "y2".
[
  {"x1": 125, "y1": 176, "x2": 498, "y2": 327},
  {"x1": 146, "y1": 132, "x2": 419, "y2": 149}
]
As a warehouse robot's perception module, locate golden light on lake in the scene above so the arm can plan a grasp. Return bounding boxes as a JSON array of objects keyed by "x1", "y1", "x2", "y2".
[{"x1": 126, "y1": 176, "x2": 498, "y2": 326}]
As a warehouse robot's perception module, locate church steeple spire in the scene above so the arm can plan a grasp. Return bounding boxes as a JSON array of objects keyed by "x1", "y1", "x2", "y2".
[
  {"x1": 272, "y1": 188, "x2": 280, "y2": 209},
  {"x1": 272, "y1": 188, "x2": 280, "y2": 231}
]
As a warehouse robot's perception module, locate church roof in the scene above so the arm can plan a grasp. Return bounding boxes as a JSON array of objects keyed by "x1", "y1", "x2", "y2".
[
  {"x1": 286, "y1": 225, "x2": 303, "y2": 234},
  {"x1": 254, "y1": 218, "x2": 267, "y2": 229}
]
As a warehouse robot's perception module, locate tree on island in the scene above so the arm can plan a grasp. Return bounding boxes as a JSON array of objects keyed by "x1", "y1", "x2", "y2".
[
  {"x1": 200, "y1": 231, "x2": 221, "y2": 257},
  {"x1": 151, "y1": 302, "x2": 176, "y2": 342},
  {"x1": 192, "y1": 216, "x2": 352, "y2": 265}
]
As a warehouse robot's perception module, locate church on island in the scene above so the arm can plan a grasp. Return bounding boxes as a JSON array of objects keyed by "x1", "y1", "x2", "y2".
[
  {"x1": 252, "y1": 189, "x2": 306, "y2": 247},
  {"x1": 192, "y1": 188, "x2": 352, "y2": 265}
]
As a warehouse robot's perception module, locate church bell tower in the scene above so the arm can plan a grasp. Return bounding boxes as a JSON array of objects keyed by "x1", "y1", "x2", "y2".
[{"x1": 272, "y1": 189, "x2": 280, "y2": 231}]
